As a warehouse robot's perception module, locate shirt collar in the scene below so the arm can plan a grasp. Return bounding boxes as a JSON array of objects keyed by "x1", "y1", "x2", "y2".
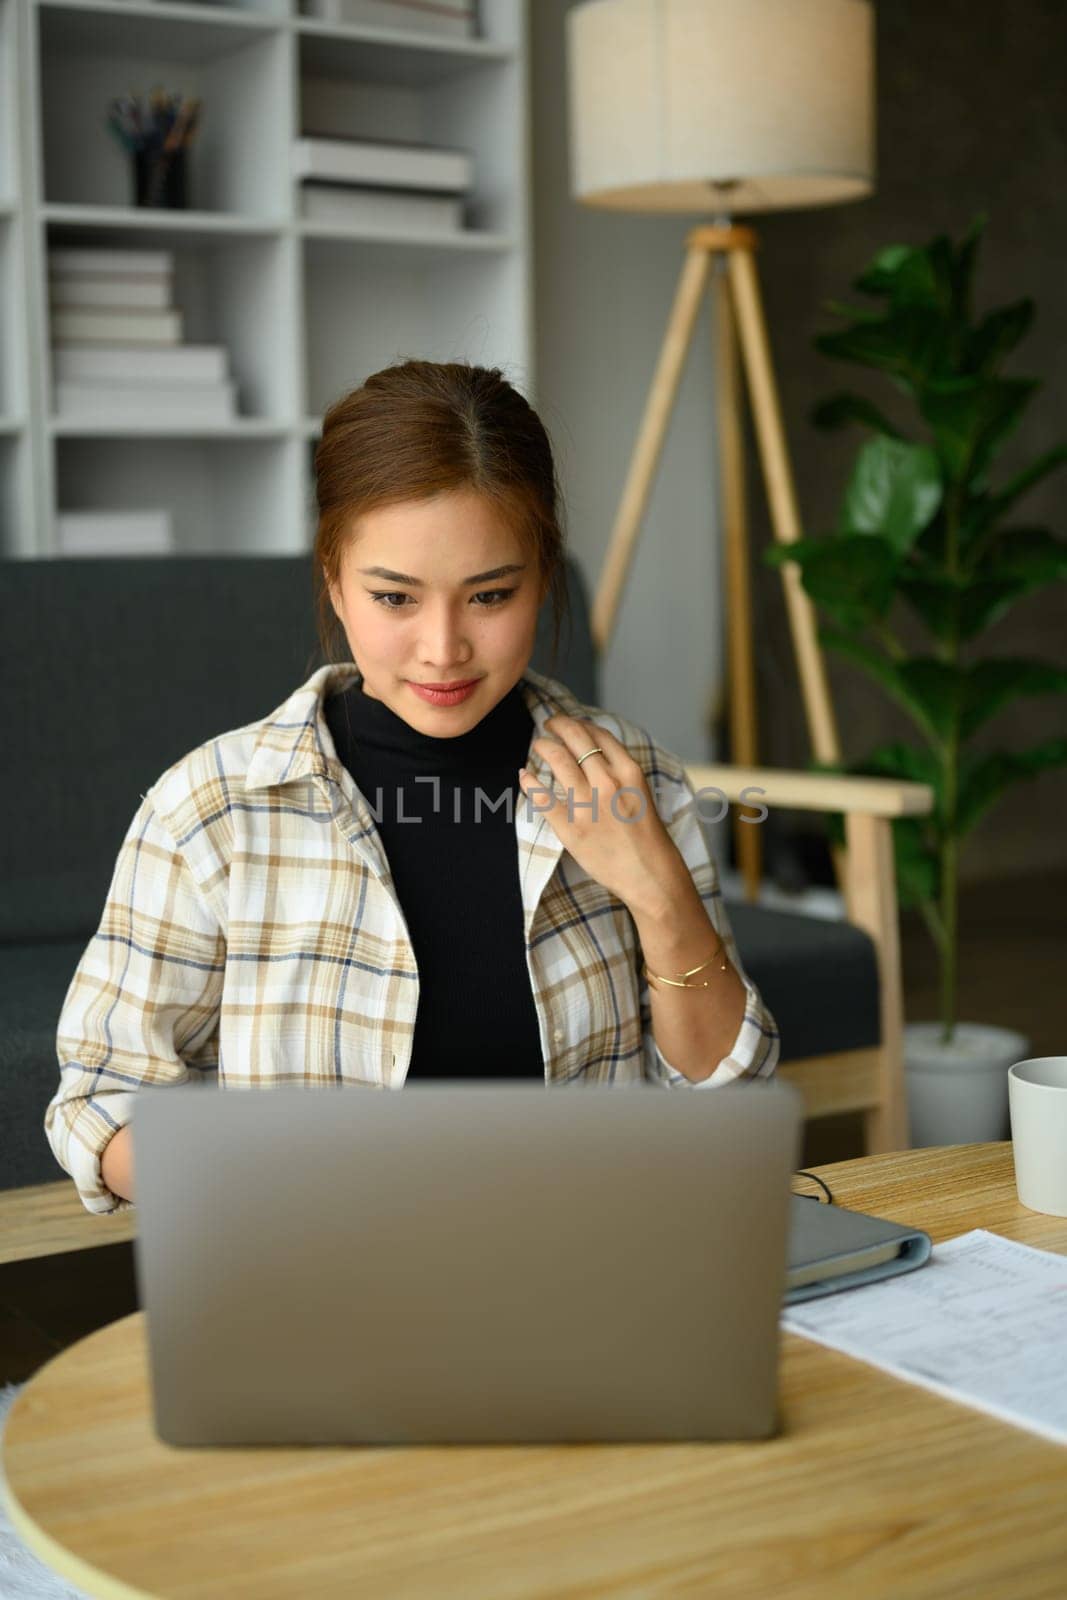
[{"x1": 244, "y1": 663, "x2": 587, "y2": 794}]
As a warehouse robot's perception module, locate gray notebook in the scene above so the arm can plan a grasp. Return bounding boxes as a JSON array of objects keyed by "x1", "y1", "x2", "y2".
[{"x1": 785, "y1": 1195, "x2": 932, "y2": 1303}]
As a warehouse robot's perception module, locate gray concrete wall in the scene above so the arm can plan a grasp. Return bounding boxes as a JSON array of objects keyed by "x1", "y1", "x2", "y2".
[{"x1": 530, "y1": 0, "x2": 1067, "y2": 884}]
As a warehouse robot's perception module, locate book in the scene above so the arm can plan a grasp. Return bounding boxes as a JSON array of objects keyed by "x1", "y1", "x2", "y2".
[
  {"x1": 48, "y1": 247, "x2": 174, "y2": 278},
  {"x1": 301, "y1": 0, "x2": 476, "y2": 35},
  {"x1": 785, "y1": 1195, "x2": 932, "y2": 1303},
  {"x1": 51, "y1": 307, "x2": 183, "y2": 346},
  {"x1": 57, "y1": 510, "x2": 175, "y2": 557},
  {"x1": 293, "y1": 135, "x2": 471, "y2": 193},
  {"x1": 53, "y1": 345, "x2": 229, "y2": 384},
  {"x1": 56, "y1": 379, "x2": 237, "y2": 423},
  {"x1": 50, "y1": 276, "x2": 173, "y2": 310},
  {"x1": 301, "y1": 182, "x2": 464, "y2": 231}
]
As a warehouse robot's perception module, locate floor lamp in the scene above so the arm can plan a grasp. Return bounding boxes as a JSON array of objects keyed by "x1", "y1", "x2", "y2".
[{"x1": 566, "y1": 0, "x2": 875, "y2": 898}]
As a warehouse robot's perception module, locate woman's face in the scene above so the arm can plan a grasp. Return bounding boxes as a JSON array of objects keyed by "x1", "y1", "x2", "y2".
[{"x1": 327, "y1": 487, "x2": 548, "y2": 737}]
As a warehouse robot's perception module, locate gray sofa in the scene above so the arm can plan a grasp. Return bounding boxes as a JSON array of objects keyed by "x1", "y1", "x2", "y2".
[{"x1": 2, "y1": 553, "x2": 878, "y2": 1191}]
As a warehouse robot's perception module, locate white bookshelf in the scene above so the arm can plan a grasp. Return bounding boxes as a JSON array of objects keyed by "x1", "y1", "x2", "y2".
[
  {"x1": 0, "y1": 0, "x2": 531, "y2": 556},
  {"x1": 1, "y1": 0, "x2": 35, "y2": 551}
]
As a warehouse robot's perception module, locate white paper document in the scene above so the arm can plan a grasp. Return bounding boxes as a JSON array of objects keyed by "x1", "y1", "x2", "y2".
[{"x1": 781, "y1": 1229, "x2": 1067, "y2": 1448}]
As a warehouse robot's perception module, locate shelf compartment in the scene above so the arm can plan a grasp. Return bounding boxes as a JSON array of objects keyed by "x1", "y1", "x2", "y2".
[
  {"x1": 298, "y1": 39, "x2": 526, "y2": 238},
  {"x1": 296, "y1": 20, "x2": 512, "y2": 87},
  {"x1": 38, "y1": 5, "x2": 290, "y2": 217},
  {"x1": 37, "y1": 2, "x2": 281, "y2": 63},
  {"x1": 55, "y1": 433, "x2": 306, "y2": 553},
  {"x1": 44, "y1": 228, "x2": 298, "y2": 423},
  {"x1": 302, "y1": 235, "x2": 526, "y2": 417}
]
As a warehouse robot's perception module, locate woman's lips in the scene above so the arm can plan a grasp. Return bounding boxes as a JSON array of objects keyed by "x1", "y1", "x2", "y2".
[{"x1": 408, "y1": 679, "x2": 481, "y2": 707}]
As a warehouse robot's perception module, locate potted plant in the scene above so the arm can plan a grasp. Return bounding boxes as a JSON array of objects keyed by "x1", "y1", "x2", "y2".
[{"x1": 767, "y1": 215, "x2": 1067, "y2": 1146}]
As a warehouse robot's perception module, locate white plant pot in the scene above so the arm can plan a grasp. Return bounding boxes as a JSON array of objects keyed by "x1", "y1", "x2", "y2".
[{"x1": 904, "y1": 1022, "x2": 1030, "y2": 1148}]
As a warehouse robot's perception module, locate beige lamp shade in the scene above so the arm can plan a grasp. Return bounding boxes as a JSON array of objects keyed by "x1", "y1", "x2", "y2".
[{"x1": 566, "y1": 0, "x2": 875, "y2": 213}]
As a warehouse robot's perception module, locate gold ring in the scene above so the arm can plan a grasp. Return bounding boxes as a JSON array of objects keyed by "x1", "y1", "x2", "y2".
[{"x1": 576, "y1": 747, "x2": 604, "y2": 766}]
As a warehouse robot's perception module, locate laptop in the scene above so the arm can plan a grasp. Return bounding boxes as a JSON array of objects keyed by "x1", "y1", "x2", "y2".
[{"x1": 131, "y1": 1079, "x2": 803, "y2": 1446}]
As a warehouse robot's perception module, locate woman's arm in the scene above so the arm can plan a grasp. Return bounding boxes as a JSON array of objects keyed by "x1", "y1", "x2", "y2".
[
  {"x1": 636, "y1": 768, "x2": 780, "y2": 1087},
  {"x1": 46, "y1": 792, "x2": 226, "y2": 1214},
  {"x1": 628, "y1": 872, "x2": 748, "y2": 1082},
  {"x1": 100, "y1": 1124, "x2": 135, "y2": 1203}
]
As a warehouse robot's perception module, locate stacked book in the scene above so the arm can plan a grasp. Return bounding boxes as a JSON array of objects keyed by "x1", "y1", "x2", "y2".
[
  {"x1": 301, "y1": 0, "x2": 477, "y2": 37},
  {"x1": 57, "y1": 509, "x2": 175, "y2": 558},
  {"x1": 50, "y1": 247, "x2": 237, "y2": 424},
  {"x1": 293, "y1": 135, "x2": 471, "y2": 234}
]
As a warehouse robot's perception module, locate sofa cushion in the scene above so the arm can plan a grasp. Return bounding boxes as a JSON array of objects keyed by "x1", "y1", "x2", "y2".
[
  {"x1": 0, "y1": 939, "x2": 92, "y2": 1188},
  {"x1": 724, "y1": 901, "x2": 881, "y2": 1061}
]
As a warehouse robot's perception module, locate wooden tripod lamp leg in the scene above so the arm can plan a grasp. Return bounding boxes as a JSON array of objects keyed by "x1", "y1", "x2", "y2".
[
  {"x1": 713, "y1": 263, "x2": 762, "y2": 902},
  {"x1": 725, "y1": 241, "x2": 842, "y2": 771},
  {"x1": 590, "y1": 242, "x2": 713, "y2": 655}
]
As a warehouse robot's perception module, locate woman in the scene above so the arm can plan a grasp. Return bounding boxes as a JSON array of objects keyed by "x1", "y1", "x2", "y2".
[{"x1": 46, "y1": 360, "x2": 779, "y2": 1215}]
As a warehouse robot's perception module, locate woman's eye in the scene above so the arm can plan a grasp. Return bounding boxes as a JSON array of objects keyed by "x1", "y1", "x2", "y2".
[{"x1": 369, "y1": 589, "x2": 517, "y2": 610}]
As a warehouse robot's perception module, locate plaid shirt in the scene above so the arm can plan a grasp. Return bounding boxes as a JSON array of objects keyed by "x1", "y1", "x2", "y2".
[{"x1": 46, "y1": 664, "x2": 779, "y2": 1214}]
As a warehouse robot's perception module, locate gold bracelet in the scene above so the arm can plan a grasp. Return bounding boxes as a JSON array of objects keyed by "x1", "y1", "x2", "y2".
[{"x1": 643, "y1": 937, "x2": 728, "y2": 991}]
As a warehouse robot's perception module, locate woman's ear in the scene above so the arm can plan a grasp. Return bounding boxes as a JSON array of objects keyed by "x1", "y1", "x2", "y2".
[{"x1": 325, "y1": 569, "x2": 342, "y2": 623}]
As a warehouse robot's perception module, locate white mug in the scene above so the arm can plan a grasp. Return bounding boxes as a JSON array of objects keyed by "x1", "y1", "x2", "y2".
[{"x1": 1008, "y1": 1057, "x2": 1067, "y2": 1218}]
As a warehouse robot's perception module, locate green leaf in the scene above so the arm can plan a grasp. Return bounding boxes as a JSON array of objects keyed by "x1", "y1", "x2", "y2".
[
  {"x1": 919, "y1": 375, "x2": 1038, "y2": 484},
  {"x1": 896, "y1": 661, "x2": 964, "y2": 740},
  {"x1": 818, "y1": 628, "x2": 947, "y2": 745},
  {"x1": 899, "y1": 533, "x2": 1067, "y2": 640},
  {"x1": 852, "y1": 244, "x2": 920, "y2": 298},
  {"x1": 764, "y1": 537, "x2": 899, "y2": 630},
  {"x1": 977, "y1": 527, "x2": 1067, "y2": 585},
  {"x1": 956, "y1": 739, "x2": 1067, "y2": 837},
  {"x1": 956, "y1": 579, "x2": 1050, "y2": 639},
  {"x1": 853, "y1": 243, "x2": 946, "y2": 310},
  {"x1": 948, "y1": 213, "x2": 988, "y2": 325},
  {"x1": 804, "y1": 536, "x2": 898, "y2": 628},
  {"x1": 810, "y1": 393, "x2": 904, "y2": 437},
  {"x1": 821, "y1": 299, "x2": 887, "y2": 325},
  {"x1": 987, "y1": 442, "x2": 1067, "y2": 520},
  {"x1": 815, "y1": 306, "x2": 952, "y2": 389},
  {"x1": 840, "y1": 436, "x2": 943, "y2": 551},
  {"x1": 897, "y1": 572, "x2": 958, "y2": 642},
  {"x1": 960, "y1": 659, "x2": 1067, "y2": 740},
  {"x1": 965, "y1": 299, "x2": 1035, "y2": 373}
]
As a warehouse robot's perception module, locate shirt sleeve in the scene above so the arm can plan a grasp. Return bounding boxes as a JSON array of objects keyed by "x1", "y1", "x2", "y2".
[
  {"x1": 45, "y1": 792, "x2": 226, "y2": 1214},
  {"x1": 639, "y1": 764, "x2": 780, "y2": 1088}
]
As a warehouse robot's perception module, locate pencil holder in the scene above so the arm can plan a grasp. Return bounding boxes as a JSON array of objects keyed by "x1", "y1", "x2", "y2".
[{"x1": 132, "y1": 147, "x2": 188, "y2": 209}]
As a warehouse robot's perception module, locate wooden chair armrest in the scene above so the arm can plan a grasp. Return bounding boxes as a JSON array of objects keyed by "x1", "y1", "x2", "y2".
[{"x1": 683, "y1": 762, "x2": 934, "y2": 819}]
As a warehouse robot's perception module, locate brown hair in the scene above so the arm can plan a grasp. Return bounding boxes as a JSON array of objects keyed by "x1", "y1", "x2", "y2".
[{"x1": 310, "y1": 359, "x2": 571, "y2": 676}]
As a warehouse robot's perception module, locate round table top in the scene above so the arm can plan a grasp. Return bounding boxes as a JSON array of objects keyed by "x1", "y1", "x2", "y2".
[{"x1": 4, "y1": 1142, "x2": 1067, "y2": 1600}]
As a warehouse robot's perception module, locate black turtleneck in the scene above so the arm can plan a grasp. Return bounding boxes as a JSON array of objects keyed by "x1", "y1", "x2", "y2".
[{"x1": 324, "y1": 677, "x2": 544, "y2": 1079}]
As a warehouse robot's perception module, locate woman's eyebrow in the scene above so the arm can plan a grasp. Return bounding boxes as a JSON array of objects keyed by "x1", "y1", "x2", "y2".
[{"x1": 356, "y1": 563, "x2": 528, "y2": 587}]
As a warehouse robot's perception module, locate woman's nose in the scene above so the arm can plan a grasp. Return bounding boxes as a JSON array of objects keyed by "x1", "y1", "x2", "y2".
[{"x1": 418, "y1": 603, "x2": 473, "y2": 666}]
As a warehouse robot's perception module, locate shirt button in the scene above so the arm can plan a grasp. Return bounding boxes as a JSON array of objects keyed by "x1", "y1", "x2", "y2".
[{"x1": 553, "y1": 1029, "x2": 564, "y2": 1043}]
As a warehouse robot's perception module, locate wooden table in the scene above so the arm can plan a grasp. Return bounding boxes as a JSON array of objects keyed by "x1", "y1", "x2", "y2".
[{"x1": 3, "y1": 1143, "x2": 1065, "y2": 1600}]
